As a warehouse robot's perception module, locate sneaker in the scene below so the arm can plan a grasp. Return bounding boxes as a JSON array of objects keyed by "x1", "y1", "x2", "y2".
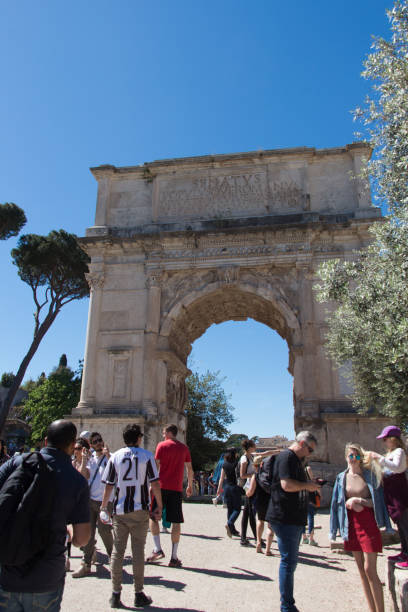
[
  {"x1": 146, "y1": 550, "x2": 165, "y2": 563},
  {"x1": 230, "y1": 528, "x2": 240, "y2": 537},
  {"x1": 225, "y1": 524, "x2": 232, "y2": 538},
  {"x1": 302, "y1": 537, "x2": 309, "y2": 545},
  {"x1": 109, "y1": 592, "x2": 123, "y2": 609},
  {"x1": 240, "y1": 539, "x2": 250, "y2": 547},
  {"x1": 168, "y1": 557, "x2": 182, "y2": 568},
  {"x1": 395, "y1": 560, "x2": 408, "y2": 570},
  {"x1": 389, "y1": 552, "x2": 407, "y2": 562},
  {"x1": 309, "y1": 540, "x2": 318, "y2": 547},
  {"x1": 134, "y1": 591, "x2": 152, "y2": 607},
  {"x1": 72, "y1": 563, "x2": 91, "y2": 578}
]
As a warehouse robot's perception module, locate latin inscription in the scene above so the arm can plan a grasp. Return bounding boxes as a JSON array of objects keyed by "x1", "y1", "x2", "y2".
[{"x1": 156, "y1": 171, "x2": 304, "y2": 220}]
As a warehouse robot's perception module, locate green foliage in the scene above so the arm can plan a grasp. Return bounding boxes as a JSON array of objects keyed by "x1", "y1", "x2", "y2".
[
  {"x1": 354, "y1": 2, "x2": 408, "y2": 213},
  {"x1": 23, "y1": 364, "x2": 81, "y2": 445},
  {"x1": 224, "y1": 433, "x2": 251, "y2": 449},
  {"x1": 0, "y1": 229, "x2": 90, "y2": 432},
  {"x1": 315, "y1": 1, "x2": 408, "y2": 427},
  {"x1": 185, "y1": 370, "x2": 234, "y2": 470},
  {"x1": 1, "y1": 372, "x2": 15, "y2": 388},
  {"x1": 11, "y1": 230, "x2": 90, "y2": 314},
  {"x1": 0, "y1": 202, "x2": 26, "y2": 240},
  {"x1": 316, "y1": 210, "x2": 408, "y2": 424}
]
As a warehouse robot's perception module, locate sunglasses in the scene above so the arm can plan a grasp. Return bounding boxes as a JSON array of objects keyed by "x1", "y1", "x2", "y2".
[
  {"x1": 305, "y1": 443, "x2": 314, "y2": 454},
  {"x1": 91, "y1": 437, "x2": 103, "y2": 444},
  {"x1": 348, "y1": 453, "x2": 361, "y2": 460}
]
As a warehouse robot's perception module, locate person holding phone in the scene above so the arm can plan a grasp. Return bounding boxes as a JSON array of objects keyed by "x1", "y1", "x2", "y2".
[{"x1": 73, "y1": 432, "x2": 113, "y2": 578}]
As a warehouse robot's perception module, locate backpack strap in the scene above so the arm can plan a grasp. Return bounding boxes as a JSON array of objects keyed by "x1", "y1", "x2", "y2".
[{"x1": 89, "y1": 455, "x2": 106, "y2": 490}]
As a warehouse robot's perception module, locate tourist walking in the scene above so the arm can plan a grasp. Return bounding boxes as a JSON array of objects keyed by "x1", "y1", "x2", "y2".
[
  {"x1": 239, "y1": 439, "x2": 257, "y2": 546},
  {"x1": 73, "y1": 431, "x2": 113, "y2": 578},
  {"x1": 0, "y1": 420, "x2": 91, "y2": 612},
  {"x1": 216, "y1": 447, "x2": 242, "y2": 537},
  {"x1": 330, "y1": 442, "x2": 386, "y2": 612},
  {"x1": 101, "y1": 423, "x2": 162, "y2": 609},
  {"x1": 266, "y1": 431, "x2": 320, "y2": 612},
  {"x1": 368, "y1": 426, "x2": 408, "y2": 568},
  {"x1": 146, "y1": 423, "x2": 193, "y2": 568},
  {"x1": 246, "y1": 455, "x2": 274, "y2": 555}
]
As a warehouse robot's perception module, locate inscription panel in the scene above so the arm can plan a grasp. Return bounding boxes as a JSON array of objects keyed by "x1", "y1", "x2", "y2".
[{"x1": 154, "y1": 166, "x2": 306, "y2": 222}]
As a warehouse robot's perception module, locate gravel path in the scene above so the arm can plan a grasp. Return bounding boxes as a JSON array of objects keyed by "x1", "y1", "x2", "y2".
[{"x1": 61, "y1": 503, "x2": 394, "y2": 611}]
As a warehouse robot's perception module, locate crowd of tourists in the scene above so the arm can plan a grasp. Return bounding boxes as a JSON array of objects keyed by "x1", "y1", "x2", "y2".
[{"x1": 0, "y1": 420, "x2": 407, "y2": 612}]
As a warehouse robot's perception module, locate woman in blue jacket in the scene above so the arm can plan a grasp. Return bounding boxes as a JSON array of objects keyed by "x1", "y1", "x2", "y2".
[{"x1": 330, "y1": 443, "x2": 388, "y2": 612}]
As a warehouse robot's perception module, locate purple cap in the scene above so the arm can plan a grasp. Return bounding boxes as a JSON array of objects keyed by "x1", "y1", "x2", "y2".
[{"x1": 376, "y1": 425, "x2": 401, "y2": 439}]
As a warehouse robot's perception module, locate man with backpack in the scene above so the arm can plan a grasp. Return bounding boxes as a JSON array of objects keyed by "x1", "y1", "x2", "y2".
[{"x1": 0, "y1": 419, "x2": 91, "y2": 612}]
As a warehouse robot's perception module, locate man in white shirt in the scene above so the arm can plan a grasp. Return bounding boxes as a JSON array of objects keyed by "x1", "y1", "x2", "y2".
[
  {"x1": 101, "y1": 424, "x2": 162, "y2": 609},
  {"x1": 73, "y1": 431, "x2": 113, "y2": 578}
]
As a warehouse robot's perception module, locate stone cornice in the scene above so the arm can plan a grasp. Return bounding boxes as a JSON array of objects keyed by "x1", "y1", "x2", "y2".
[
  {"x1": 82, "y1": 209, "x2": 381, "y2": 246},
  {"x1": 90, "y1": 143, "x2": 372, "y2": 180}
]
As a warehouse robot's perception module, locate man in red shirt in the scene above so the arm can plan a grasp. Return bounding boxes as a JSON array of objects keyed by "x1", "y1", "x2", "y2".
[{"x1": 146, "y1": 424, "x2": 193, "y2": 567}]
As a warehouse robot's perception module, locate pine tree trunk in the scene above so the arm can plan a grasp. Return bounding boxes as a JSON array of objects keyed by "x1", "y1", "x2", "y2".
[{"x1": 0, "y1": 309, "x2": 59, "y2": 434}]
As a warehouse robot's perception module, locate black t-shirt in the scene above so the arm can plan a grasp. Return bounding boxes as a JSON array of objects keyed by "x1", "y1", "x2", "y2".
[
  {"x1": 0, "y1": 447, "x2": 90, "y2": 593},
  {"x1": 266, "y1": 449, "x2": 308, "y2": 525},
  {"x1": 222, "y1": 460, "x2": 238, "y2": 486}
]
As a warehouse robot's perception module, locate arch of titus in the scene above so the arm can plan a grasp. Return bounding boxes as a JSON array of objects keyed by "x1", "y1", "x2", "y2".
[{"x1": 71, "y1": 143, "x2": 388, "y2": 467}]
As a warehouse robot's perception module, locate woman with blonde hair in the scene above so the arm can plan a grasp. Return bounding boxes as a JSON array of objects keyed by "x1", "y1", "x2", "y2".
[
  {"x1": 369, "y1": 426, "x2": 408, "y2": 568},
  {"x1": 330, "y1": 443, "x2": 388, "y2": 612}
]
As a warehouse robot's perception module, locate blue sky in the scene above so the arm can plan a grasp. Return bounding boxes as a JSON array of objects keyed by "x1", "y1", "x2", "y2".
[{"x1": 0, "y1": 1, "x2": 391, "y2": 439}]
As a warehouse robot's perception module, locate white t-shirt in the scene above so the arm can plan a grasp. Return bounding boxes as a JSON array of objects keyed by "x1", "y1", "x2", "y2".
[
  {"x1": 380, "y1": 447, "x2": 407, "y2": 475},
  {"x1": 239, "y1": 454, "x2": 255, "y2": 490},
  {"x1": 87, "y1": 453, "x2": 110, "y2": 501},
  {"x1": 102, "y1": 446, "x2": 159, "y2": 515}
]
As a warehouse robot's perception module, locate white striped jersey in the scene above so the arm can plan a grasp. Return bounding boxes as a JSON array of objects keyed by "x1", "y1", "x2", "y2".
[{"x1": 102, "y1": 446, "x2": 159, "y2": 515}]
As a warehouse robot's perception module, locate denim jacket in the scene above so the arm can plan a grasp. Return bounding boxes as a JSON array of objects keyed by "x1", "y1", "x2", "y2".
[{"x1": 329, "y1": 468, "x2": 391, "y2": 541}]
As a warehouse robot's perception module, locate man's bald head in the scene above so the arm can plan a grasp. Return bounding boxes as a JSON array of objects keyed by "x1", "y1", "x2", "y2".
[{"x1": 46, "y1": 420, "x2": 77, "y2": 451}]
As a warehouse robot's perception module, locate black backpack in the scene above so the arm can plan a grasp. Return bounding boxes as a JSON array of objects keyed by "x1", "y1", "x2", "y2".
[
  {"x1": 0, "y1": 452, "x2": 57, "y2": 568},
  {"x1": 257, "y1": 454, "x2": 277, "y2": 495}
]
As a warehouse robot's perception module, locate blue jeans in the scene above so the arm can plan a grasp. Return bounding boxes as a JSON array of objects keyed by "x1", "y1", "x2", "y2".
[
  {"x1": 302, "y1": 504, "x2": 315, "y2": 535},
  {"x1": 269, "y1": 521, "x2": 303, "y2": 612},
  {"x1": 0, "y1": 585, "x2": 64, "y2": 611},
  {"x1": 224, "y1": 483, "x2": 241, "y2": 528}
]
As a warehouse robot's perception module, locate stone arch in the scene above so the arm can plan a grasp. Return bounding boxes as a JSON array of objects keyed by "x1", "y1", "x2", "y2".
[
  {"x1": 160, "y1": 274, "x2": 301, "y2": 363},
  {"x1": 74, "y1": 143, "x2": 391, "y2": 465},
  {"x1": 156, "y1": 270, "x2": 304, "y2": 436}
]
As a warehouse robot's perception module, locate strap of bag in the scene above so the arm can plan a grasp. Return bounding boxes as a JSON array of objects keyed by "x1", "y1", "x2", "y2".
[{"x1": 89, "y1": 455, "x2": 106, "y2": 490}]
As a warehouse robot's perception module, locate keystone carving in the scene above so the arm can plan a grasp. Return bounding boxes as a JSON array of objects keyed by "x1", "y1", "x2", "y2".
[{"x1": 217, "y1": 266, "x2": 240, "y2": 285}]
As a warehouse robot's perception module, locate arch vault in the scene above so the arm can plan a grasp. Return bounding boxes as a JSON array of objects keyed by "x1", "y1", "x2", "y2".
[{"x1": 72, "y1": 144, "x2": 389, "y2": 465}]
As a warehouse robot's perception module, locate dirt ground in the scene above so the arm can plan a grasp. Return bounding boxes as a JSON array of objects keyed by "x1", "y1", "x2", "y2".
[{"x1": 61, "y1": 503, "x2": 395, "y2": 612}]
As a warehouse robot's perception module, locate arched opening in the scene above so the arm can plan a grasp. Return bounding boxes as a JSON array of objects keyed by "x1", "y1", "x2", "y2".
[
  {"x1": 159, "y1": 281, "x2": 301, "y2": 437},
  {"x1": 189, "y1": 319, "x2": 294, "y2": 440}
]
